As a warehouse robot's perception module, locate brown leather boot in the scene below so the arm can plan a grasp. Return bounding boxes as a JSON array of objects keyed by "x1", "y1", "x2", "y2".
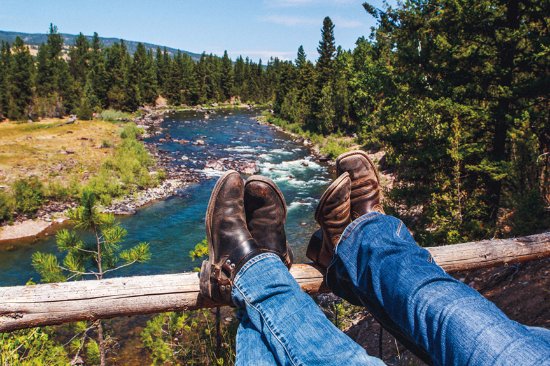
[
  {"x1": 336, "y1": 150, "x2": 384, "y2": 219},
  {"x1": 306, "y1": 172, "x2": 351, "y2": 268},
  {"x1": 244, "y1": 175, "x2": 293, "y2": 268},
  {"x1": 200, "y1": 170, "x2": 269, "y2": 305}
]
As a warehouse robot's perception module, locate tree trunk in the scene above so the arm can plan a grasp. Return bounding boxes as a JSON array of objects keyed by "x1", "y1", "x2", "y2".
[
  {"x1": 96, "y1": 320, "x2": 107, "y2": 366},
  {"x1": 488, "y1": 0, "x2": 520, "y2": 222}
]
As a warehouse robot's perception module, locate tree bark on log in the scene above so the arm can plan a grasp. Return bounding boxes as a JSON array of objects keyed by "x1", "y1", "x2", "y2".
[{"x1": 1, "y1": 232, "x2": 548, "y2": 333}]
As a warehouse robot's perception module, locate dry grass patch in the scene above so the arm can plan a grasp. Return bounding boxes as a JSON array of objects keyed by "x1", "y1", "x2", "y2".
[{"x1": 0, "y1": 119, "x2": 121, "y2": 188}]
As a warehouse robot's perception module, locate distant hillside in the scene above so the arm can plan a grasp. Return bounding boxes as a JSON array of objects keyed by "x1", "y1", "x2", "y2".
[{"x1": 0, "y1": 30, "x2": 202, "y2": 60}]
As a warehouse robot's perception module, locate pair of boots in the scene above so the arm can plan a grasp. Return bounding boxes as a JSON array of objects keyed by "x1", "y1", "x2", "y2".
[{"x1": 200, "y1": 150, "x2": 382, "y2": 306}]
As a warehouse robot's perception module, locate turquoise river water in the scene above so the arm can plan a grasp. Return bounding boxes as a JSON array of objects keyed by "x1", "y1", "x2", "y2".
[{"x1": 0, "y1": 110, "x2": 332, "y2": 286}]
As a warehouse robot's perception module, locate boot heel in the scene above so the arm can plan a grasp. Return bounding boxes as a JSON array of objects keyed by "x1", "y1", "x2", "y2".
[
  {"x1": 199, "y1": 259, "x2": 213, "y2": 299},
  {"x1": 306, "y1": 229, "x2": 323, "y2": 263}
]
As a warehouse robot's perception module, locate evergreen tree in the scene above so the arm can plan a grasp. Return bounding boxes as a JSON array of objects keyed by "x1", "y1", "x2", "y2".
[
  {"x1": 316, "y1": 17, "x2": 336, "y2": 86},
  {"x1": 165, "y1": 51, "x2": 183, "y2": 104},
  {"x1": 220, "y1": 50, "x2": 234, "y2": 101},
  {"x1": 35, "y1": 24, "x2": 75, "y2": 116},
  {"x1": 0, "y1": 41, "x2": 11, "y2": 119},
  {"x1": 76, "y1": 78, "x2": 96, "y2": 120},
  {"x1": 311, "y1": 17, "x2": 336, "y2": 133},
  {"x1": 332, "y1": 47, "x2": 352, "y2": 130},
  {"x1": 88, "y1": 32, "x2": 108, "y2": 107},
  {"x1": 105, "y1": 40, "x2": 130, "y2": 110},
  {"x1": 233, "y1": 56, "x2": 246, "y2": 99},
  {"x1": 7, "y1": 37, "x2": 34, "y2": 120},
  {"x1": 295, "y1": 46, "x2": 316, "y2": 123},
  {"x1": 32, "y1": 191, "x2": 150, "y2": 366},
  {"x1": 178, "y1": 53, "x2": 197, "y2": 104},
  {"x1": 68, "y1": 33, "x2": 90, "y2": 88}
]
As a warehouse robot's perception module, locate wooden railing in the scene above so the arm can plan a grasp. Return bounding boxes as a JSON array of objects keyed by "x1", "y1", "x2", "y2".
[{"x1": 1, "y1": 232, "x2": 549, "y2": 333}]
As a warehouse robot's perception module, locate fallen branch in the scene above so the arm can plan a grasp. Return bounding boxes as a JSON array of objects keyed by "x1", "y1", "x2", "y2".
[{"x1": 1, "y1": 232, "x2": 548, "y2": 332}]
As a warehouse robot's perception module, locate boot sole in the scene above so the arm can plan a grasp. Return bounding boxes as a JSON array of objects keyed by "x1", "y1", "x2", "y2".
[
  {"x1": 245, "y1": 175, "x2": 293, "y2": 267},
  {"x1": 336, "y1": 150, "x2": 381, "y2": 185}
]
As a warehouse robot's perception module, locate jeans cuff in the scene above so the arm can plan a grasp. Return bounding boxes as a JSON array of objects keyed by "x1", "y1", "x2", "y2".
[{"x1": 234, "y1": 252, "x2": 281, "y2": 284}]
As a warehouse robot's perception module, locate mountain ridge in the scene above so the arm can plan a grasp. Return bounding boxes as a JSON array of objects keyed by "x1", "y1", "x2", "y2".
[{"x1": 0, "y1": 29, "x2": 202, "y2": 60}]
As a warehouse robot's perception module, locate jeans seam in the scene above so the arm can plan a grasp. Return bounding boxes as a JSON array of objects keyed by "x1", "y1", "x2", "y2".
[
  {"x1": 234, "y1": 283, "x2": 300, "y2": 366},
  {"x1": 396, "y1": 221, "x2": 403, "y2": 236}
]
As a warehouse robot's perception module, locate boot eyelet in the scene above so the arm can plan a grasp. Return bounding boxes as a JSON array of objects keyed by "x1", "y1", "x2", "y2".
[
  {"x1": 230, "y1": 263, "x2": 235, "y2": 269},
  {"x1": 226, "y1": 259, "x2": 231, "y2": 265}
]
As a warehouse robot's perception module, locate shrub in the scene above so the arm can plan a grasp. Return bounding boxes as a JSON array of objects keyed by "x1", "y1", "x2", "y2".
[
  {"x1": 98, "y1": 109, "x2": 134, "y2": 122},
  {"x1": 100, "y1": 139, "x2": 113, "y2": 148},
  {"x1": 45, "y1": 181, "x2": 71, "y2": 201},
  {"x1": 76, "y1": 96, "x2": 94, "y2": 120},
  {"x1": 13, "y1": 177, "x2": 44, "y2": 215},
  {"x1": 84, "y1": 123, "x2": 155, "y2": 204},
  {"x1": 0, "y1": 190, "x2": 14, "y2": 222},
  {"x1": 509, "y1": 190, "x2": 550, "y2": 236},
  {"x1": 120, "y1": 123, "x2": 143, "y2": 139}
]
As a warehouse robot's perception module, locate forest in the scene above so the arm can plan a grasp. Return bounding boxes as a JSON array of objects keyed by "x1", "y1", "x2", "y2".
[
  {"x1": 2, "y1": 0, "x2": 547, "y2": 245},
  {"x1": 0, "y1": 0, "x2": 548, "y2": 363}
]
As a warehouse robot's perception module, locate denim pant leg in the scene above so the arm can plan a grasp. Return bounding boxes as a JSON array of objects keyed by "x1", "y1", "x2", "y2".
[
  {"x1": 235, "y1": 309, "x2": 278, "y2": 365},
  {"x1": 232, "y1": 252, "x2": 384, "y2": 366},
  {"x1": 327, "y1": 212, "x2": 550, "y2": 366}
]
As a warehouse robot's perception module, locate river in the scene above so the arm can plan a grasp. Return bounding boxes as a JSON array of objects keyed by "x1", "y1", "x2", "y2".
[{"x1": 0, "y1": 109, "x2": 331, "y2": 286}]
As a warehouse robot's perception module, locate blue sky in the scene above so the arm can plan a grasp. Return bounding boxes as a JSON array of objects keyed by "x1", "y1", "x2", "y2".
[{"x1": 1, "y1": 0, "x2": 389, "y2": 61}]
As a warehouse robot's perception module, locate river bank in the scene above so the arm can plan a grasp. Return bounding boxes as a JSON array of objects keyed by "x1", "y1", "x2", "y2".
[
  {"x1": 258, "y1": 113, "x2": 395, "y2": 189},
  {"x1": 0, "y1": 108, "x2": 191, "y2": 243},
  {"x1": 0, "y1": 109, "x2": 333, "y2": 286},
  {"x1": 0, "y1": 104, "x2": 272, "y2": 243}
]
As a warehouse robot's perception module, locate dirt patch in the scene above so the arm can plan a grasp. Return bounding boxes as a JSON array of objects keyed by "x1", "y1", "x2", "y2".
[{"x1": 0, "y1": 219, "x2": 53, "y2": 241}]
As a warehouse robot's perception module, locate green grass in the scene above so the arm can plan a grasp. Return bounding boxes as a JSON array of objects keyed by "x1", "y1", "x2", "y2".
[
  {"x1": 0, "y1": 117, "x2": 160, "y2": 221},
  {"x1": 264, "y1": 114, "x2": 356, "y2": 159},
  {"x1": 85, "y1": 123, "x2": 158, "y2": 205},
  {"x1": 98, "y1": 109, "x2": 135, "y2": 122}
]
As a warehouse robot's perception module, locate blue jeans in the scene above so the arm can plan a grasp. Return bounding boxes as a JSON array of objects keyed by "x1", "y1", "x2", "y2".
[{"x1": 232, "y1": 213, "x2": 550, "y2": 365}]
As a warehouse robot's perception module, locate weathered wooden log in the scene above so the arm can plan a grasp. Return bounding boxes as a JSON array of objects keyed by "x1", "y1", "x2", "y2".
[
  {"x1": 426, "y1": 231, "x2": 550, "y2": 272},
  {"x1": 1, "y1": 232, "x2": 548, "y2": 332}
]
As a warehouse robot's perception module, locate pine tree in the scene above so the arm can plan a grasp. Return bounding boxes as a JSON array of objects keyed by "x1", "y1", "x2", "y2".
[
  {"x1": 233, "y1": 56, "x2": 246, "y2": 99},
  {"x1": 295, "y1": 46, "x2": 316, "y2": 123},
  {"x1": 35, "y1": 24, "x2": 75, "y2": 116},
  {"x1": 68, "y1": 33, "x2": 90, "y2": 87},
  {"x1": 220, "y1": 50, "x2": 234, "y2": 101},
  {"x1": 32, "y1": 191, "x2": 150, "y2": 366},
  {"x1": 316, "y1": 17, "x2": 336, "y2": 86},
  {"x1": 0, "y1": 41, "x2": 11, "y2": 119},
  {"x1": 333, "y1": 47, "x2": 352, "y2": 130},
  {"x1": 76, "y1": 78, "x2": 96, "y2": 120},
  {"x1": 311, "y1": 17, "x2": 336, "y2": 133},
  {"x1": 105, "y1": 40, "x2": 130, "y2": 110},
  {"x1": 7, "y1": 37, "x2": 34, "y2": 120},
  {"x1": 178, "y1": 53, "x2": 197, "y2": 104},
  {"x1": 165, "y1": 51, "x2": 183, "y2": 104},
  {"x1": 88, "y1": 32, "x2": 107, "y2": 108}
]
